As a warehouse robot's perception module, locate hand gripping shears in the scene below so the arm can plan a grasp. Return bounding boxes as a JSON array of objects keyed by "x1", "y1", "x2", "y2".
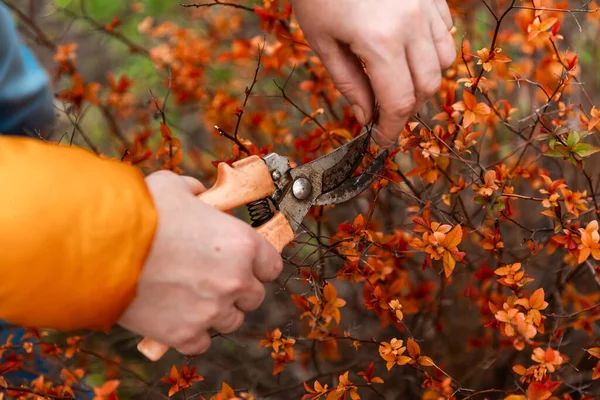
[{"x1": 137, "y1": 129, "x2": 389, "y2": 361}]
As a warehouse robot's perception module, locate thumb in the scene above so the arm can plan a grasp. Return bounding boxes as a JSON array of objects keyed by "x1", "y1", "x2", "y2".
[
  {"x1": 315, "y1": 39, "x2": 375, "y2": 126},
  {"x1": 180, "y1": 175, "x2": 207, "y2": 196}
]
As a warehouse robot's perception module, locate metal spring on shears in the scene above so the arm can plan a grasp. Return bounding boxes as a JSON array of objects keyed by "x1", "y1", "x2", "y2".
[{"x1": 247, "y1": 198, "x2": 274, "y2": 227}]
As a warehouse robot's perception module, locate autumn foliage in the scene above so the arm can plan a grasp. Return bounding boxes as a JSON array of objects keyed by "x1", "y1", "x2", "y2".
[{"x1": 2, "y1": 0, "x2": 600, "y2": 399}]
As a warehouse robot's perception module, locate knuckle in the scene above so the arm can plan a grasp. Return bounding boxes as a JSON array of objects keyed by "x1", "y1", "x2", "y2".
[
  {"x1": 368, "y1": 27, "x2": 395, "y2": 48},
  {"x1": 272, "y1": 257, "x2": 284, "y2": 277},
  {"x1": 177, "y1": 336, "x2": 211, "y2": 355},
  {"x1": 232, "y1": 313, "x2": 245, "y2": 331},
  {"x1": 333, "y1": 81, "x2": 363, "y2": 101},
  {"x1": 419, "y1": 76, "x2": 442, "y2": 98},
  {"x1": 387, "y1": 96, "x2": 417, "y2": 117},
  {"x1": 201, "y1": 304, "x2": 220, "y2": 322},
  {"x1": 172, "y1": 325, "x2": 197, "y2": 347},
  {"x1": 253, "y1": 285, "x2": 267, "y2": 308},
  {"x1": 236, "y1": 230, "x2": 259, "y2": 260},
  {"x1": 403, "y1": 2, "x2": 425, "y2": 24},
  {"x1": 224, "y1": 275, "x2": 246, "y2": 294},
  {"x1": 148, "y1": 169, "x2": 176, "y2": 182},
  {"x1": 220, "y1": 313, "x2": 245, "y2": 334}
]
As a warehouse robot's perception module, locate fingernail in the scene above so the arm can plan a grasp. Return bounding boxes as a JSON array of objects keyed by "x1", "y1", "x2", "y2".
[{"x1": 352, "y1": 105, "x2": 366, "y2": 126}]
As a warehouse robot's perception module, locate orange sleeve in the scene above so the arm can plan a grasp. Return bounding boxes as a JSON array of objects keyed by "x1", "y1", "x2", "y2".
[{"x1": 0, "y1": 136, "x2": 158, "y2": 332}]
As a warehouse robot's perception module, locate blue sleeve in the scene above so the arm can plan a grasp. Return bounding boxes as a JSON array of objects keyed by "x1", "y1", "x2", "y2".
[{"x1": 0, "y1": 4, "x2": 55, "y2": 136}]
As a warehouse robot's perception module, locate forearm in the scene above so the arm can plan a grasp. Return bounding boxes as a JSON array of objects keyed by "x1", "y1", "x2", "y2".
[
  {"x1": 0, "y1": 4, "x2": 55, "y2": 136},
  {"x1": 0, "y1": 136, "x2": 158, "y2": 332}
]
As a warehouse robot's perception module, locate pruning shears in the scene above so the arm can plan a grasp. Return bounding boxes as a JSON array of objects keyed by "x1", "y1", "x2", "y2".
[{"x1": 137, "y1": 129, "x2": 389, "y2": 361}]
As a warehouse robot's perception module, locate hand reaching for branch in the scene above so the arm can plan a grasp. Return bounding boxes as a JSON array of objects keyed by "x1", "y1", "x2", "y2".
[
  {"x1": 118, "y1": 170, "x2": 283, "y2": 355},
  {"x1": 290, "y1": 0, "x2": 456, "y2": 146}
]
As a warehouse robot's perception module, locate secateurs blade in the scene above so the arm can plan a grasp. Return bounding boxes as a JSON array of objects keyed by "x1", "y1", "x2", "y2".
[{"x1": 137, "y1": 128, "x2": 389, "y2": 361}]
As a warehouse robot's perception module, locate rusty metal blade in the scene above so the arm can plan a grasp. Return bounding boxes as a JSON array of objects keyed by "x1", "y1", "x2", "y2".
[
  {"x1": 295, "y1": 131, "x2": 370, "y2": 193},
  {"x1": 321, "y1": 132, "x2": 370, "y2": 192},
  {"x1": 275, "y1": 132, "x2": 371, "y2": 232},
  {"x1": 314, "y1": 149, "x2": 388, "y2": 206}
]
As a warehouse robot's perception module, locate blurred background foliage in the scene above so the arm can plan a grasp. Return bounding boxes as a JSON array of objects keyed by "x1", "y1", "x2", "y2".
[{"x1": 2, "y1": 0, "x2": 600, "y2": 399}]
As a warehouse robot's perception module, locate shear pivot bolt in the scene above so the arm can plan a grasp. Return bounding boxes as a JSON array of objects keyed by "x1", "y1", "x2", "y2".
[
  {"x1": 292, "y1": 177, "x2": 312, "y2": 200},
  {"x1": 272, "y1": 171, "x2": 282, "y2": 181}
]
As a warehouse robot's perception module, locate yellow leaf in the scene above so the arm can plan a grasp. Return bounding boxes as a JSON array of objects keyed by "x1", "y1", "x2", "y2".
[
  {"x1": 419, "y1": 356, "x2": 435, "y2": 367},
  {"x1": 587, "y1": 347, "x2": 600, "y2": 359},
  {"x1": 443, "y1": 250, "x2": 457, "y2": 277},
  {"x1": 397, "y1": 355, "x2": 412, "y2": 366},
  {"x1": 539, "y1": 17, "x2": 558, "y2": 32}
]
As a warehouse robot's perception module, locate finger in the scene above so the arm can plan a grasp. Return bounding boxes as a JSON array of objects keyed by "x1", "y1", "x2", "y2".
[
  {"x1": 252, "y1": 232, "x2": 284, "y2": 282},
  {"x1": 211, "y1": 308, "x2": 245, "y2": 334},
  {"x1": 234, "y1": 278, "x2": 266, "y2": 312},
  {"x1": 406, "y1": 29, "x2": 442, "y2": 115},
  {"x1": 434, "y1": 0, "x2": 453, "y2": 30},
  {"x1": 431, "y1": 13, "x2": 457, "y2": 70},
  {"x1": 180, "y1": 176, "x2": 207, "y2": 195},
  {"x1": 366, "y1": 52, "x2": 415, "y2": 145},
  {"x1": 314, "y1": 38, "x2": 375, "y2": 126},
  {"x1": 175, "y1": 331, "x2": 212, "y2": 355}
]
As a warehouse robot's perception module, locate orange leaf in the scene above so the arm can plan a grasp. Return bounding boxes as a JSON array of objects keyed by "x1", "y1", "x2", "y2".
[
  {"x1": 442, "y1": 250, "x2": 457, "y2": 277},
  {"x1": 407, "y1": 337, "x2": 420, "y2": 359},
  {"x1": 160, "y1": 122, "x2": 173, "y2": 138},
  {"x1": 93, "y1": 380, "x2": 120, "y2": 400},
  {"x1": 445, "y1": 225, "x2": 463, "y2": 249},
  {"x1": 419, "y1": 356, "x2": 435, "y2": 367},
  {"x1": 220, "y1": 382, "x2": 236, "y2": 399},
  {"x1": 513, "y1": 365, "x2": 527, "y2": 375},
  {"x1": 529, "y1": 288, "x2": 545, "y2": 309},
  {"x1": 587, "y1": 347, "x2": 600, "y2": 359}
]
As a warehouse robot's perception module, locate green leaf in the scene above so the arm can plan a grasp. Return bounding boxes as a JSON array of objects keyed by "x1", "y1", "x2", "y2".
[
  {"x1": 567, "y1": 131, "x2": 580, "y2": 147},
  {"x1": 544, "y1": 146, "x2": 569, "y2": 158},
  {"x1": 492, "y1": 199, "x2": 506, "y2": 214},
  {"x1": 573, "y1": 143, "x2": 600, "y2": 158},
  {"x1": 549, "y1": 138, "x2": 556, "y2": 149},
  {"x1": 569, "y1": 153, "x2": 579, "y2": 167},
  {"x1": 473, "y1": 196, "x2": 487, "y2": 205},
  {"x1": 53, "y1": 0, "x2": 72, "y2": 6}
]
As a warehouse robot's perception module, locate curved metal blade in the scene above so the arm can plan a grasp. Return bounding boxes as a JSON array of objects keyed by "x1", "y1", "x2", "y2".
[
  {"x1": 315, "y1": 149, "x2": 389, "y2": 206},
  {"x1": 276, "y1": 132, "x2": 371, "y2": 232},
  {"x1": 295, "y1": 132, "x2": 370, "y2": 193},
  {"x1": 321, "y1": 132, "x2": 370, "y2": 192}
]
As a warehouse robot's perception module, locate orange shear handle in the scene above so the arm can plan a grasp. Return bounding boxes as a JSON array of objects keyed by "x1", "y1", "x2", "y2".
[{"x1": 137, "y1": 156, "x2": 294, "y2": 361}]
